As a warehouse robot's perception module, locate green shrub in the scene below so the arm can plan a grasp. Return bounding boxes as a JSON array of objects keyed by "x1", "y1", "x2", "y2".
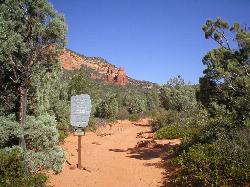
[
  {"x1": 57, "y1": 122, "x2": 69, "y2": 142},
  {"x1": 95, "y1": 93, "x2": 118, "y2": 119},
  {"x1": 52, "y1": 101, "x2": 70, "y2": 141},
  {"x1": 117, "y1": 107, "x2": 130, "y2": 120},
  {"x1": 128, "y1": 113, "x2": 142, "y2": 121},
  {"x1": 160, "y1": 76, "x2": 197, "y2": 112},
  {"x1": 170, "y1": 112, "x2": 250, "y2": 186},
  {"x1": 87, "y1": 117, "x2": 110, "y2": 131},
  {"x1": 155, "y1": 125, "x2": 184, "y2": 139},
  {"x1": 0, "y1": 116, "x2": 20, "y2": 147},
  {"x1": 24, "y1": 115, "x2": 59, "y2": 151},
  {"x1": 145, "y1": 91, "x2": 160, "y2": 111},
  {"x1": 124, "y1": 94, "x2": 146, "y2": 114},
  {"x1": 0, "y1": 114, "x2": 65, "y2": 174},
  {"x1": 151, "y1": 110, "x2": 181, "y2": 132},
  {"x1": 0, "y1": 148, "x2": 47, "y2": 187},
  {"x1": 25, "y1": 146, "x2": 65, "y2": 174},
  {"x1": 172, "y1": 137, "x2": 250, "y2": 186}
]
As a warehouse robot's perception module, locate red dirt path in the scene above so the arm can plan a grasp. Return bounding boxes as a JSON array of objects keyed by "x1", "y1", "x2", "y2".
[{"x1": 48, "y1": 119, "x2": 180, "y2": 187}]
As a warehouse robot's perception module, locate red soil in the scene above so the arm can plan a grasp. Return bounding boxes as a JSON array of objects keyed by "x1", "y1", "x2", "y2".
[{"x1": 48, "y1": 119, "x2": 180, "y2": 187}]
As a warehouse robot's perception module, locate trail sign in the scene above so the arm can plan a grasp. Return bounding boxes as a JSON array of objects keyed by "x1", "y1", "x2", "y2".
[{"x1": 71, "y1": 94, "x2": 91, "y2": 128}]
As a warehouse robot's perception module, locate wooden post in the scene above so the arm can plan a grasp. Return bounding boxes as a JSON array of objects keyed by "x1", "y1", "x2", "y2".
[{"x1": 78, "y1": 135, "x2": 82, "y2": 169}]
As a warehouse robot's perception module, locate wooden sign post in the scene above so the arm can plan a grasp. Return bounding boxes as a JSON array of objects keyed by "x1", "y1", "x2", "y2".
[
  {"x1": 78, "y1": 135, "x2": 82, "y2": 169},
  {"x1": 71, "y1": 94, "x2": 91, "y2": 169}
]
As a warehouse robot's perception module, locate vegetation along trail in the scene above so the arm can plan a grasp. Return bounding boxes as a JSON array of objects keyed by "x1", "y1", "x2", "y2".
[{"x1": 48, "y1": 119, "x2": 180, "y2": 187}]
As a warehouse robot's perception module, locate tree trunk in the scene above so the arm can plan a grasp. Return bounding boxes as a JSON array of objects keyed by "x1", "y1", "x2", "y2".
[{"x1": 18, "y1": 87, "x2": 28, "y2": 150}]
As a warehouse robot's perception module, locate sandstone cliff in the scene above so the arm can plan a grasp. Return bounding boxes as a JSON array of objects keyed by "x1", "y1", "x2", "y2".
[{"x1": 60, "y1": 49, "x2": 128, "y2": 86}]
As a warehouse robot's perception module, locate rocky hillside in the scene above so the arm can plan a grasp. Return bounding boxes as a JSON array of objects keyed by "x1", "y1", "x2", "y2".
[
  {"x1": 60, "y1": 49, "x2": 159, "y2": 89},
  {"x1": 60, "y1": 49, "x2": 128, "y2": 86}
]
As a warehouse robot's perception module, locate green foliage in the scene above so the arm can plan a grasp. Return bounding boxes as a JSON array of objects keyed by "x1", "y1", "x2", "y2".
[
  {"x1": 68, "y1": 70, "x2": 101, "y2": 101},
  {"x1": 199, "y1": 18, "x2": 250, "y2": 120},
  {"x1": 145, "y1": 90, "x2": 160, "y2": 111},
  {"x1": 0, "y1": 116, "x2": 20, "y2": 147},
  {"x1": 0, "y1": 148, "x2": 47, "y2": 187},
  {"x1": 24, "y1": 115, "x2": 59, "y2": 151},
  {"x1": 29, "y1": 58, "x2": 70, "y2": 142},
  {"x1": 25, "y1": 146, "x2": 65, "y2": 174},
  {"x1": 151, "y1": 109, "x2": 181, "y2": 132},
  {"x1": 0, "y1": 0, "x2": 67, "y2": 119},
  {"x1": 52, "y1": 101, "x2": 70, "y2": 141},
  {"x1": 65, "y1": 66, "x2": 161, "y2": 124},
  {"x1": 168, "y1": 19, "x2": 250, "y2": 186},
  {"x1": 155, "y1": 125, "x2": 183, "y2": 139},
  {"x1": 152, "y1": 106, "x2": 207, "y2": 139},
  {"x1": 128, "y1": 113, "x2": 142, "y2": 121},
  {"x1": 124, "y1": 94, "x2": 146, "y2": 114},
  {"x1": 95, "y1": 93, "x2": 119, "y2": 119},
  {"x1": 172, "y1": 132, "x2": 250, "y2": 186},
  {"x1": 0, "y1": 0, "x2": 68, "y2": 181},
  {"x1": 160, "y1": 76, "x2": 197, "y2": 112},
  {"x1": 0, "y1": 114, "x2": 65, "y2": 174},
  {"x1": 117, "y1": 107, "x2": 130, "y2": 120}
]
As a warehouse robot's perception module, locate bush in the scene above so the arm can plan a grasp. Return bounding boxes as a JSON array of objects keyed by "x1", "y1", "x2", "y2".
[
  {"x1": 25, "y1": 146, "x2": 65, "y2": 174},
  {"x1": 145, "y1": 91, "x2": 160, "y2": 111},
  {"x1": 128, "y1": 113, "x2": 142, "y2": 121},
  {"x1": 124, "y1": 94, "x2": 146, "y2": 114},
  {"x1": 24, "y1": 115, "x2": 59, "y2": 151},
  {"x1": 151, "y1": 110, "x2": 181, "y2": 132},
  {"x1": 87, "y1": 117, "x2": 109, "y2": 131},
  {"x1": 172, "y1": 137, "x2": 250, "y2": 186},
  {"x1": 170, "y1": 113, "x2": 250, "y2": 186},
  {"x1": 155, "y1": 125, "x2": 184, "y2": 139},
  {"x1": 160, "y1": 76, "x2": 197, "y2": 112},
  {"x1": 0, "y1": 148, "x2": 47, "y2": 187},
  {"x1": 57, "y1": 122, "x2": 69, "y2": 142},
  {"x1": 95, "y1": 93, "x2": 118, "y2": 119},
  {"x1": 117, "y1": 107, "x2": 130, "y2": 120},
  {"x1": 156, "y1": 19, "x2": 250, "y2": 186},
  {"x1": 0, "y1": 116, "x2": 20, "y2": 147},
  {"x1": 52, "y1": 101, "x2": 70, "y2": 141},
  {"x1": 0, "y1": 114, "x2": 65, "y2": 174}
]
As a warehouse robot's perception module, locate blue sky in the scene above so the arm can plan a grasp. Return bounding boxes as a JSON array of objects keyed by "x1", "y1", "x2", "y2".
[{"x1": 49, "y1": 0, "x2": 249, "y2": 84}]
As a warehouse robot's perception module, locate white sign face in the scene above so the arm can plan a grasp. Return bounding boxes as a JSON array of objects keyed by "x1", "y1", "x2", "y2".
[{"x1": 71, "y1": 94, "x2": 91, "y2": 128}]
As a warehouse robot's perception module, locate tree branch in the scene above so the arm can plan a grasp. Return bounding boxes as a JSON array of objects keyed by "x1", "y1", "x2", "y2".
[
  {"x1": 210, "y1": 36, "x2": 228, "y2": 50},
  {"x1": 218, "y1": 28, "x2": 231, "y2": 51}
]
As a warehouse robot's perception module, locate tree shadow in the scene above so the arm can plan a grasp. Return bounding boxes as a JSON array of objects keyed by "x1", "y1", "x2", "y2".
[
  {"x1": 109, "y1": 148, "x2": 127, "y2": 152},
  {"x1": 126, "y1": 143, "x2": 171, "y2": 160},
  {"x1": 109, "y1": 140, "x2": 179, "y2": 186},
  {"x1": 133, "y1": 122, "x2": 151, "y2": 127}
]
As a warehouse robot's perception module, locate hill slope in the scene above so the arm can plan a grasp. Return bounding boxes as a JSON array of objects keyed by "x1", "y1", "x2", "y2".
[{"x1": 60, "y1": 49, "x2": 159, "y2": 89}]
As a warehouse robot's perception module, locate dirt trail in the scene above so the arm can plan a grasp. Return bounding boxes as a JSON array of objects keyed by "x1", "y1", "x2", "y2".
[{"x1": 48, "y1": 119, "x2": 180, "y2": 187}]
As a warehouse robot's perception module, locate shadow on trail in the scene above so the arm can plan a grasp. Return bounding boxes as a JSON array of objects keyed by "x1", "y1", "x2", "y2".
[
  {"x1": 132, "y1": 122, "x2": 151, "y2": 127},
  {"x1": 109, "y1": 140, "x2": 179, "y2": 186},
  {"x1": 110, "y1": 140, "x2": 177, "y2": 160}
]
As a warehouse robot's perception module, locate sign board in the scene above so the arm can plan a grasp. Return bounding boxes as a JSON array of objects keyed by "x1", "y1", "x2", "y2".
[
  {"x1": 71, "y1": 94, "x2": 91, "y2": 128},
  {"x1": 74, "y1": 128, "x2": 85, "y2": 136}
]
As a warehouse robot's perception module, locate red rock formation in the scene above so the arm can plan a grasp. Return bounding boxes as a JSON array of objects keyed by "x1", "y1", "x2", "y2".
[
  {"x1": 105, "y1": 67, "x2": 128, "y2": 86},
  {"x1": 60, "y1": 49, "x2": 129, "y2": 86},
  {"x1": 116, "y1": 68, "x2": 129, "y2": 85}
]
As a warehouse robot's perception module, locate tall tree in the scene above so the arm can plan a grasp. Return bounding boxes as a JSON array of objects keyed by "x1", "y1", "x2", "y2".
[
  {"x1": 198, "y1": 18, "x2": 250, "y2": 122},
  {"x1": 0, "y1": 0, "x2": 67, "y2": 148}
]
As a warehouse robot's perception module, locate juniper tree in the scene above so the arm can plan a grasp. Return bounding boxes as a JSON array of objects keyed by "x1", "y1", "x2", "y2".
[
  {"x1": 198, "y1": 18, "x2": 250, "y2": 122},
  {"x1": 0, "y1": 0, "x2": 67, "y2": 148}
]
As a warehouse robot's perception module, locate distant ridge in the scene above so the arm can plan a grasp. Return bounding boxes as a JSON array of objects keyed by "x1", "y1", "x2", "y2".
[{"x1": 60, "y1": 48, "x2": 159, "y2": 89}]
